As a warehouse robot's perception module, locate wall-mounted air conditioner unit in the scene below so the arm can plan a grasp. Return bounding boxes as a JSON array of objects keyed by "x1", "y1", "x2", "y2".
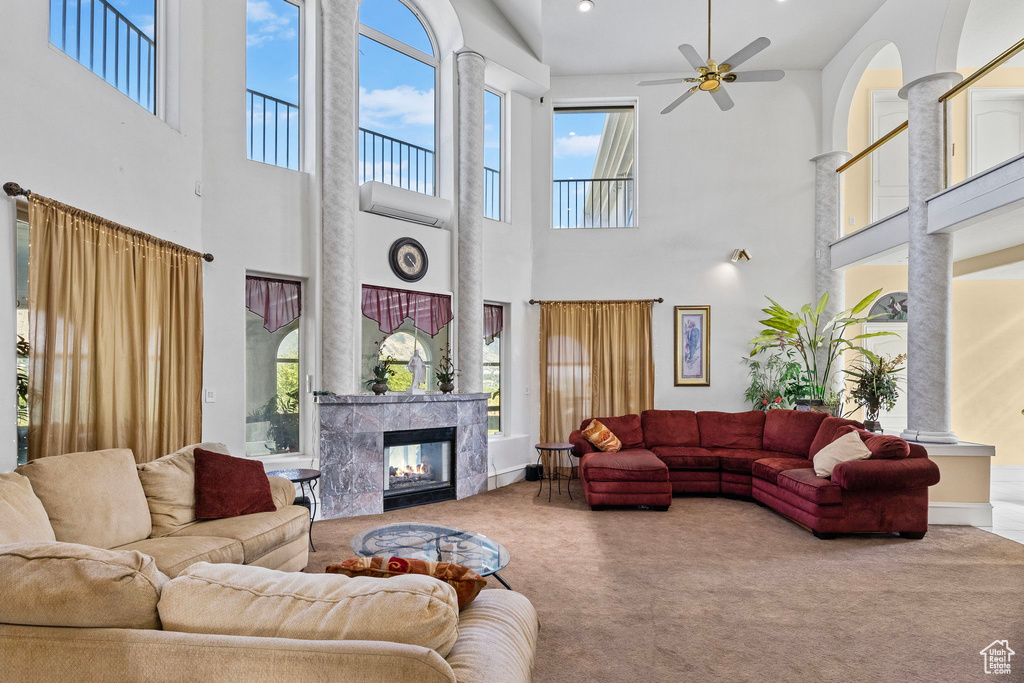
[{"x1": 359, "y1": 181, "x2": 452, "y2": 228}]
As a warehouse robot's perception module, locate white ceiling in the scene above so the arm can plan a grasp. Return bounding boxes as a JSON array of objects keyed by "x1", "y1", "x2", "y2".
[{"x1": 492, "y1": 0, "x2": 887, "y2": 76}]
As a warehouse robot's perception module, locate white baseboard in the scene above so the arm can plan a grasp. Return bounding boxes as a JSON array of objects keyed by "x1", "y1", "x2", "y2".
[
  {"x1": 488, "y1": 463, "x2": 530, "y2": 490},
  {"x1": 929, "y1": 502, "x2": 993, "y2": 526},
  {"x1": 991, "y1": 465, "x2": 1024, "y2": 483}
]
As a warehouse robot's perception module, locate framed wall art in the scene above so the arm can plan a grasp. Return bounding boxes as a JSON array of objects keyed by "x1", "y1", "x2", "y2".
[{"x1": 674, "y1": 306, "x2": 710, "y2": 386}]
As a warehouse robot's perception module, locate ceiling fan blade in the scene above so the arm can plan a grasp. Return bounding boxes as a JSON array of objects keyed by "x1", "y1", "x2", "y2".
[
  {"x1": 637, "y1": 77, "x2": 687, "y2": 87},
  {"x1": 677, "y1": 43, "x2": 708, "y2": 72},
  {"x1": 710, "y1": 85, "x2": 734, "y2": 112},
  {"x1": 728, "y1": 70, "x2": 785, "y2": 83},
  {"x1": 661, "y1": 87, "x2": 699, "y2": 115},
  {"x1": 721, "y1": 37, "x2": 771, "y2": 71}
]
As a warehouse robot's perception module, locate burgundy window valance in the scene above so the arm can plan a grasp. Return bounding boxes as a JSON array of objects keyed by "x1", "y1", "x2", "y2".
[
  {"x1": 362, "y1": 284, "x2": 453, "y2": 337},
  {"x1": 484, "y1": 304, "x2": 504, "y2": 343},
  {"x1": 246, "y1": 276, "x2": 302, "y2": 333}
]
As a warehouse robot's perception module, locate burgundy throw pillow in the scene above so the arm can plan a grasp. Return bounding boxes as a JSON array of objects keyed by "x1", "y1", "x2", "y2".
[
  {"x1": 194, "y1": 448, "x2": 276, "y2": 520},
  {"x1": 834, "y1": 426, "x2": 911, "y2": 460}
]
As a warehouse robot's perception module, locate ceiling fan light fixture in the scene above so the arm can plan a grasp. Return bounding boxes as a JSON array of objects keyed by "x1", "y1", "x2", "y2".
[
  {"x1": 698, "y1": 78, "x2": 720, "y2": 92},
  {"x1": 577, "y1": 0, "x2": 595, "y2": 13}
]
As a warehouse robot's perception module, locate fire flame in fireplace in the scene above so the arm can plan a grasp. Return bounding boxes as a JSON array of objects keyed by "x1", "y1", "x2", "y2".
[{"x1": 396, "y1": 463, "x2": 429, "y2": 475}]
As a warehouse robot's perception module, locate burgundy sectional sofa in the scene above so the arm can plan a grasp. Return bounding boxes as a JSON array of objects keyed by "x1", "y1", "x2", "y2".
[{"x1": 569, "y1": 409, "x2": 941, "y2": 539}]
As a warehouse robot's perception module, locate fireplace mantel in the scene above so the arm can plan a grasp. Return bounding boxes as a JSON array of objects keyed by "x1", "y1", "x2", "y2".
[{"x1": 316, "y1": 392, "x2": 489, "y2": 519}]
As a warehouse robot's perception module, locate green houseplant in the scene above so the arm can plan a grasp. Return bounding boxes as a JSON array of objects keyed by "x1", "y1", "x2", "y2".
[
  {"x1": 743, "y1": 351, "x2": 803, "y2": 410},
  {"x1": 845, "y1": 353, "x2": 905, "y2": 432},
  {"x1": 748, "y1": 289, "x2": 896, "y2": 408},
  {"x1": 435, "y1": 348, "x2": 457, "y2": 394}
]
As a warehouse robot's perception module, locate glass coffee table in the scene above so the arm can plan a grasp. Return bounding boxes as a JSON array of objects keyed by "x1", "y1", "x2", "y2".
[{"x1": 351, "y1": 522, "x2": 513, "y2": 589}]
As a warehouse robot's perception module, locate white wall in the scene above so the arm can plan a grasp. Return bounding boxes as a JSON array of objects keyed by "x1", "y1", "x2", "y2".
[{"x1": 531, "y1": 72, "x2": 822, "y2": 414}]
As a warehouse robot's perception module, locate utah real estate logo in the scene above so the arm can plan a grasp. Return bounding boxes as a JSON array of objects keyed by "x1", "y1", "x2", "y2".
[{"x1": 980, "y1": 640, "x2": 1015, "y2": 675}]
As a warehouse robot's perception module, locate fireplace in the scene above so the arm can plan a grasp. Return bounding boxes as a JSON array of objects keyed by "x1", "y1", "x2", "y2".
[{"x1": 384, "y1": 427, "x2": 457, "y2": 511}]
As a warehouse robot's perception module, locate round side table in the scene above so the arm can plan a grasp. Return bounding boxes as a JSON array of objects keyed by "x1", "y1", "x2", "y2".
[
  {"x1": 267, "y1": 468, "x2": 321, "y2": 552},
  {"x1": 534, "y1": 443, "x2": 575, "y2": 502}
]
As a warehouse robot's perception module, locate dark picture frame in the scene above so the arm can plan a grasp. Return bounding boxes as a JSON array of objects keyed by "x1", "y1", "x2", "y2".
[{"x1": 674, "y1": 306, "x2": 710, "y2": 386}]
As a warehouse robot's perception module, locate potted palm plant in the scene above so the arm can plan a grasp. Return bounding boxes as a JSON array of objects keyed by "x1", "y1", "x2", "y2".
[
  {"x1": 845, "y1": 353, "x2": 905, "y2": 432},
  {"x1": 748, "y1": 289, "x2": 897, "y2": 411}
]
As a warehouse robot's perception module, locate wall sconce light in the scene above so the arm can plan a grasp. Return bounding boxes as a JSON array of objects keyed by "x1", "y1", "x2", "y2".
[
  {"x1": 731, "y1": 249, "x2": 751, "y2": 262},
  {"x1": 578, "y1": 0, "x2": 595, "y2": 13}
]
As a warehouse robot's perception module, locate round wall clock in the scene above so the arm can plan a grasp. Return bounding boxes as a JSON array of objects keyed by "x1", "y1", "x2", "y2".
[{"x1": 389, "y1": 237, "x2": 428, "y2": 282}]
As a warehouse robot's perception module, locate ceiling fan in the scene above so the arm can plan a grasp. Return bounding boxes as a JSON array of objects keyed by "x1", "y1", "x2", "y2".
[{"x1": 638, "y1": 0, "x2": 785, "y2": 114}]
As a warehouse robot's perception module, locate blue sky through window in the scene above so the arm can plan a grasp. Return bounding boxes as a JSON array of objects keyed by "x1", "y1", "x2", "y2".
[
  {"x1": 359, "y1": 0, "x2": 434, "y2": 56},
  {"x1": 50, "y1": 0, "x2": 155, "y2": 43},
  {"x1": 246, "y1": 0, "x2": 300, "y2": 105},
  {"x1": 484, "y1": 91, "x2": 501, "y2": 171},
  {"x1": 358, "y1": 35, "x2": 435, "y2": 151},
  {"x1": 553, "y1": 110, "x2": 608, "y2": 180}
]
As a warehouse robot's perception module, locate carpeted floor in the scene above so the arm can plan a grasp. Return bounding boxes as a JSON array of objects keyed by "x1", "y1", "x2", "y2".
[{"x1": 306, "y1": 480, "x2": 1024, "y2": 682}]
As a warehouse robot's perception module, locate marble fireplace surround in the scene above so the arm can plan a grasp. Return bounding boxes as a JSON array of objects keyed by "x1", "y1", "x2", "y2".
[{"x1": 316, "y1": 393, "x2": 489, "y2": 519}]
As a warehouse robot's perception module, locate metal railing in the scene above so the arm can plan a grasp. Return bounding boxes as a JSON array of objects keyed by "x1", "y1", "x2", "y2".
[
  {"x1": 360, "y1": 128, "x2": 435, "y2": 195},
  {"x1": 552, "y1": 178, "x2": 634, "y2": 229},
  {"x1": 485, "y1": 166, "x2": 501, "y2": 221},
  {"x1": 247, "y1": 89, "x2": 300, "y2": 170},
  {"x1": 836, "y1": 120, "x2": 909, "y2": 233},
  {"x1": 53, "y1": 0, "x2": 157, "y2": 112},
  {"x1": 939, "y1": 37, "x2": 1024, "y2": 188}
]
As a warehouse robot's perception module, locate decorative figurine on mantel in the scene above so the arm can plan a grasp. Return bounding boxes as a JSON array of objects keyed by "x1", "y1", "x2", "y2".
[{"x1": 407, "y1": 349, "x2": 426, "y2": 395}]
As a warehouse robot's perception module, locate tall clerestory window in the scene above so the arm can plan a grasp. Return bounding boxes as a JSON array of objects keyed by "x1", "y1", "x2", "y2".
[
  {"x1": 484, "y1": 90, "x2": 503, "y2": 221},
  {"x1": 358, "y1": 0, "x2": 438, "y2": 196},
  {"x1": 49, "y1": 0, "x2": 157, "y2": 112},
  {"x1": 246, "y1": 0, "x2": 302, "y2": 170}
]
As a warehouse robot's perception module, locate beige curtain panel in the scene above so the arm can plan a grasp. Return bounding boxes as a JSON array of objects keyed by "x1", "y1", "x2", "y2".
[
  {"x1": 539, "y1": 300, "x2": 655, "y2": 466},
  {"x1": 28, "y1": 196, "x2": 204, "y2": 463}
]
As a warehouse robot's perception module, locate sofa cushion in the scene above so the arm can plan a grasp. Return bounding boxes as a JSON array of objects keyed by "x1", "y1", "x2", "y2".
[
  {"x1": 581, "y1": 449, "x2": 668, "y2": 482},
  {"x1": 136, "y1": 442, "x2": 231, "y2": 537},
  {"x1": 809, "y1": 416, "x2": 865, "y2": 457},
  {"x1": 697, "y1": 411, "x2": 766, "y2": 449},
  {"x1": 777, "y1": 468, "x2": 843, "y2": 505},
  {"x1": 158, "y1": 562, "x2": 460, "y2": 657},
  {"x1": 194, "y1": 449, "x2": 277, "y2": 520},
  {"x1": 0, "y1": 541, "x2": 167, "y2": 629},
  {"x1": 836, "y1": 426, "x2": 912, "y2": 459},
  {"x1": 580, "y1": 414, "x2": 645, "y2": 450},
  {"x1": 650, "y1": 446, "x2": 718, "y2": 470},
  {"x1": 116, "y1": 536, "x2": 244, "y2": 578},
  {"x1": 16, "y1": 448, "x2": 152, "y2": 548},
  {"x1": 641, "y1": 410, "x2": 700, "y2": 448},
  {"x1": 581, "y1": 419, "x2": 622, "y2": 452},
  {"x1": 813, "y1": 430, "x2": 871, "y2": 478},
  {"x1": 268, "y1": 475, "x2": 297, "y2": 509},
  {"x1": 709, "y1": 448, "x2": 790, "y2": 474},
  {"x1": 327, "y1": 556, "x2": 487, "y2": 609},
  {"x1": 0, "y1": 472, "x2": 56, "y2": 545},
  {"x1": 168, "y1": 506, "x2": 308, "y2": 563},
  {"x1": 751, "y1": 457, "x2": 814, "y2": 484},
  {"x1": 763, "y1": 410, "x2": 829, "y2": 457}
]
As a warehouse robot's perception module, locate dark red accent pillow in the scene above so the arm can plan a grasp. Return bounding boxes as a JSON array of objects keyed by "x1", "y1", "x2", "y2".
[
  {"x1": 194, "y1": 448, "x2": 276, "y2": 520},
  {"x1": 696, "y1": 411, "x2": 766, "y2": 449},
  {"x1": 763, "y1": 409, "x2": 829, "y2": 458},
  {"x1": 580, "y1": 414, "x2": 645, "y2": 450},
  {"x1": 641, "y1": 410, "x2": 700, "y2": 448},
  {"x1": 835, "y1": 426, "x2": 911, "y2": 460},
  {"x1": 809, "y1": 417, "x2": 866, "y2": 457}
]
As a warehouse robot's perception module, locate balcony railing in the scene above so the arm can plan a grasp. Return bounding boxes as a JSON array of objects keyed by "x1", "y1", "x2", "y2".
[
  {"x1": 360, "y1": 128, "x2": 435, "y2": 195},
  {"x1": 485, "y1": 166, "x2": 501, "y2": 221},
  {"x1": 53, "y1": 0, "x2": 156, "y2": 112},
  {"x1": 836, "y1": 120, "x2": 909, "y2": 233},
  {"x1": 247, "y1": 89, "x2": 300, "y2": 171},
  {"x1": 553, "y1": 178, "x2": 634, "y2": 229}
]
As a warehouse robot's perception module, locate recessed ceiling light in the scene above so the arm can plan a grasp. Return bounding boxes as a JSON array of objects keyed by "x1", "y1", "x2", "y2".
[{"x1": 578, "y1": 0, "x2": 595, "y2": 13}]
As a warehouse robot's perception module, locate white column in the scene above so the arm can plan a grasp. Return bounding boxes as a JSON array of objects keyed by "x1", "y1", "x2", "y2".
[
  {"x1": 811, "y1": 151, "x2": 852, "y2": 338},
  {"x1": 899, "y1": 72, "x2": 962, "y2": 445},
  {"x1": 456, "y1": 51, "x2": 485, "y2": 392},
  {"x1": 321, "y1": 0, "x2": 360, "y2": 395}
]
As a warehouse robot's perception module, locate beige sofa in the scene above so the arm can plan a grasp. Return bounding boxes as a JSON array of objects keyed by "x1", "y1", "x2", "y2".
[{"x1": 1, "y1": 443, "x2": 309, "y2": 576}]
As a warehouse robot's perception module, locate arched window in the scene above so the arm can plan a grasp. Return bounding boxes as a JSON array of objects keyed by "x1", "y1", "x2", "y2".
[{"x1": 358, "y1": 0, "x2": 438, "y2": 196}]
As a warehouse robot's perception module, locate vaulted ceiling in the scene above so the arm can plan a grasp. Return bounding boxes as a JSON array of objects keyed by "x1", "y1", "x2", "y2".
[{"x1": 491, "y1": 0, "x2": 887, "y2": 75}]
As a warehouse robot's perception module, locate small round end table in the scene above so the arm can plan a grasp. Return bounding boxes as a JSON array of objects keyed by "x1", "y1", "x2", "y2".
[
  {"x1": 534, "y1": 443, "x2": 575, "y2": 501},
  {"x1": 267, "y1": 468, "x2": 321, "y2": 552}
]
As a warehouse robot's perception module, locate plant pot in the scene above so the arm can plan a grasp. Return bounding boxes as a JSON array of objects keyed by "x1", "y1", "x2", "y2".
[
  {"x1": 795, "y1": 399, "x2": 829, "y2": 413},
  {"x1": 863, "y1": 419, "x2": 882, "y2": 433},
  {"x1": 371, "y1": 382, "x2": 389, "y2": 395},
  {"x1": 439, "y1": 382, "x2": 455, "y2": 394}
]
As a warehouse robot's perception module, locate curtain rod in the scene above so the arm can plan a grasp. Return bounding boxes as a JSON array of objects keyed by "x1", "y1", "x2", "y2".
[
  {"x1": 4, "y1": 181, "x2": 215, "y2": 263},
  {"x1": 528, "y1": 298, "x2": 664, "y2": 305}
]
